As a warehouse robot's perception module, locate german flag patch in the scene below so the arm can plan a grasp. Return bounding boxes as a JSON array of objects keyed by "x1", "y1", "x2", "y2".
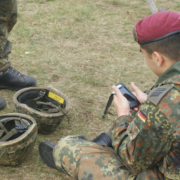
[{"x1": 138, "y1": 111, "x2": 147, "y2": 122}]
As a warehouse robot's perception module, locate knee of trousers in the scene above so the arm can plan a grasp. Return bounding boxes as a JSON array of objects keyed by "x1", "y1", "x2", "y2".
[
  {"x1": 53, "y1": 136, "x2": 72, "y2": 156},
  {"x1": 53, "y1": 135, "x2": 85, "y2": 161},
  {"x1": 58, "y1": 136, "x2": 70, "y2": 148},
  {"x1": 53, "y1": 136, "x2": 74, "y2": 167}
]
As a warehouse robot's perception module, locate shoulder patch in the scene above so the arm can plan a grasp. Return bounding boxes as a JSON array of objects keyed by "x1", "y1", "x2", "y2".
[
  {"x1": 147, "y1": 84, "x2": 173, "y2": 105},
  {"x1": 137, "y1": 110, "x2": 147, "y2": 122}
]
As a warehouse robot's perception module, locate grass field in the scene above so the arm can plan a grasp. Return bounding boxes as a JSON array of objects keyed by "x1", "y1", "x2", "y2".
[{"x1": 0, "y1": 0, "x2": 179, "y2": 179}]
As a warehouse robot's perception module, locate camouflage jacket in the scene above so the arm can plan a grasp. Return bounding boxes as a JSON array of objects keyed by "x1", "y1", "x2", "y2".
[{"x1": 110, "y1": 61, "x2": 180, "y2": 179}]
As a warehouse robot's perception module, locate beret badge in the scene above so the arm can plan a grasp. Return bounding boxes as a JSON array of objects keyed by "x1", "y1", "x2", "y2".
[{"x1": 133, "y1": 28, "x2": 138, "y2": 43}]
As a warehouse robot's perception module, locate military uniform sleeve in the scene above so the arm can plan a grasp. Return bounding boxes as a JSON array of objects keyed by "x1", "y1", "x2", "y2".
[{"x1": 110, "y1": 100, "x2": 175, "y2": 174}]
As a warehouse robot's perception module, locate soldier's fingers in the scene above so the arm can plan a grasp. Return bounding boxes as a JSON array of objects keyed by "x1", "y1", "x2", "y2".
[
  {"x1": 131, "y1": 82, "x2": 138, "y2": 91},
  {"x1": 112, "y1": 85, "x2": 123, "y2": 98},
  {"x1": 131, "y1": 82, "x2": 141, "y2": 95},
  {"x1": 133, "y1": 105, "x2": 141, "y2": 111},
  {"x1": 133, "y1": 107, "x2": 139, "y2": 111},
  {"x1": 132, "y1": 91, "x2": 136, "y2": 96}
]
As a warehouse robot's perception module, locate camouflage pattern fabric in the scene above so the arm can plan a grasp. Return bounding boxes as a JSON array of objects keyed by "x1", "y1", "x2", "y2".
[
  {"x1": 53, "y1": 135, "x2": 171, "y2": 180},
  {"x1": 0, "y1": 0, "x2": 17, "y2": 71},
  {"x1": 53, "y1": 61, "x2": 180, "y2": 179},
  {"x1": 53, "y1": 135, "x2": 135, "y2": 180}
]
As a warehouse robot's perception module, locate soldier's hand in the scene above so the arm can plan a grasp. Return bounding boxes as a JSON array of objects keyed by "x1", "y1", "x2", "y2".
[
  {"x1": 112, "y1": 85, "x2": 130, "y2": 117},
  {"x1": 131, "y1": 82, "x2": 147, "y2": 104}
]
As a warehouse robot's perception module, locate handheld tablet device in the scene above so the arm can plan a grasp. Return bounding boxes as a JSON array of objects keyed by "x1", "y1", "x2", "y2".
[{"x1": 102, "y1": 83, "x2": 140, "y2": 118}]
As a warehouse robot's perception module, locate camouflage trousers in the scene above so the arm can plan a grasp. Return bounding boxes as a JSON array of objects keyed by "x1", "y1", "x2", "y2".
[
  {"x1": 0, "y1": 0, "x2": 17, "y2": 71},
  {"x1": 53, "y1": 135, "x2": 170, "y2": 180}
]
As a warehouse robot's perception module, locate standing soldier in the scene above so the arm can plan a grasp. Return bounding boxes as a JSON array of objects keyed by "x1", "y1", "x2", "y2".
[
  {"x1": 39, "y1": 11, "x2": 180, "y2": 180},
  {"x1": 0, "y1": 0, "x2": 36, "y2": 110}
]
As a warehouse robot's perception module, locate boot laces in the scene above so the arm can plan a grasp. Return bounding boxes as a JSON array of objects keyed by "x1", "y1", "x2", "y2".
[{"x1": 7, "y1": 67, "x2": 23, "y2": 77}]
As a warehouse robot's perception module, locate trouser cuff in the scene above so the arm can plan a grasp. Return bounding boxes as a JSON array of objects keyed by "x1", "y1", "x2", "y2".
[{"x1": 106, "y1": 130, "x2": 112, "y2": 139}]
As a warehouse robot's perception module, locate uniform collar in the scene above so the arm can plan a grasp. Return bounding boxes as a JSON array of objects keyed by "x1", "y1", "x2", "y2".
[{"x1": 155, "y1": 61, "x2": 180, "y2": 86}]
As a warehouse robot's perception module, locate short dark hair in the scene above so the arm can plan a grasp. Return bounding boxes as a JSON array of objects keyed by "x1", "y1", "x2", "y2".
[{"x1": 140, "y1": 33, "x2": 180, "y2": 61}]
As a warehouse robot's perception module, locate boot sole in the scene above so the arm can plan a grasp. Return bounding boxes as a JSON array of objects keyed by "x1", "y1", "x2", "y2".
[
  {"x1": 0, "y1": 83, "x2": 36, "y2": 91},
  {"x1": 39, "y1": 141, "x2": 57, "y2": 170}
]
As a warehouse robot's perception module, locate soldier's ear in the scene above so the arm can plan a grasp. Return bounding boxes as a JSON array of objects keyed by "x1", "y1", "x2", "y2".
[{"x1": 152, "y1": 51, "x2": 164, "y2": 67}]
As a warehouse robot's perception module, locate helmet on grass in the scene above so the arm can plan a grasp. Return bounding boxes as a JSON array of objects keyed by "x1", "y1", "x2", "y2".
[
  {"x1": 13, "y1": 87, "x2": 70, "y2": 134},
  {"x1": 0, "y1": 113, "x2": 37, "y2": 166}
]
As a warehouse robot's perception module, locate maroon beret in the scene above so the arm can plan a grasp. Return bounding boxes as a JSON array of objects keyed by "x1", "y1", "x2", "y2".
[{"x1": 133, "y1": 11, "x2": 180, "y2": 44}]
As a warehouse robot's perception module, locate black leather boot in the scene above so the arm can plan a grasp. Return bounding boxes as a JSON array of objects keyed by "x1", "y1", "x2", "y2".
[
  {"x1": 0, "y1": 96, "x2": 6, "y2": 110},
  {"x1": 92, "y1": 133, "x2": 113, "y2": 148},
  {"x1": 39, "y1": 141, "x2": 58, "y2": 170},
  {"x1": 39, "y1": 141, "x2": 69, "y2": 175},
  {"x1": 0, "y1": 67, "x2": 36, "y2": 91}
]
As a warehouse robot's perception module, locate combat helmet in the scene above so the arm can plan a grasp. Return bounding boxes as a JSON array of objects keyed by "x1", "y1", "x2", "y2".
[
  {"x1": 0, "y1": 113, "x2": 37, "y2": 166},
  {"x1": 13, "y1": 86, "x2": 70, "y2": 134}
]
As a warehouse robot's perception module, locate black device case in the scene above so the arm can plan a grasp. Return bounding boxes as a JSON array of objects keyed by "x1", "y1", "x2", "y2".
[{"x1": 103, "y1": 83, "x2": 140, "y2": 118}]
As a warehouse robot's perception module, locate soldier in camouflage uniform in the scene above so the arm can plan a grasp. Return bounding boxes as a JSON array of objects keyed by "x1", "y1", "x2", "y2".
[
  {"x1": 39, "y1": 11, "x2": 180, "y2": 180},
  {"x1": 0, "y1": 0, "x2": 36, "y2": 110}
]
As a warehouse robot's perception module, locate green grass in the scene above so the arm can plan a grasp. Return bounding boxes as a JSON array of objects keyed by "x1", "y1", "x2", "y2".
[{"x1": 0, "y1": 0, "x2": 178, "y2": 179}]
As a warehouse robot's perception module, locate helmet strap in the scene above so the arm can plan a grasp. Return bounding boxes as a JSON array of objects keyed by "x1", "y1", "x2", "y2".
[
  {"x1": 0, "y1": 122, "x2": 8, "y2": 134},
  {"x1": 36, "y1": 101, "x2": 61, "y2": 113},
  {"x1": 0, "y1": 117, "x2": 30, "y2": 141},
  {"x1": 0, "y1": 128, "x2": 18, "y2": 142},
  {"x1": 34, "y1": 89, "x2": 46, "y2": 101}
]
